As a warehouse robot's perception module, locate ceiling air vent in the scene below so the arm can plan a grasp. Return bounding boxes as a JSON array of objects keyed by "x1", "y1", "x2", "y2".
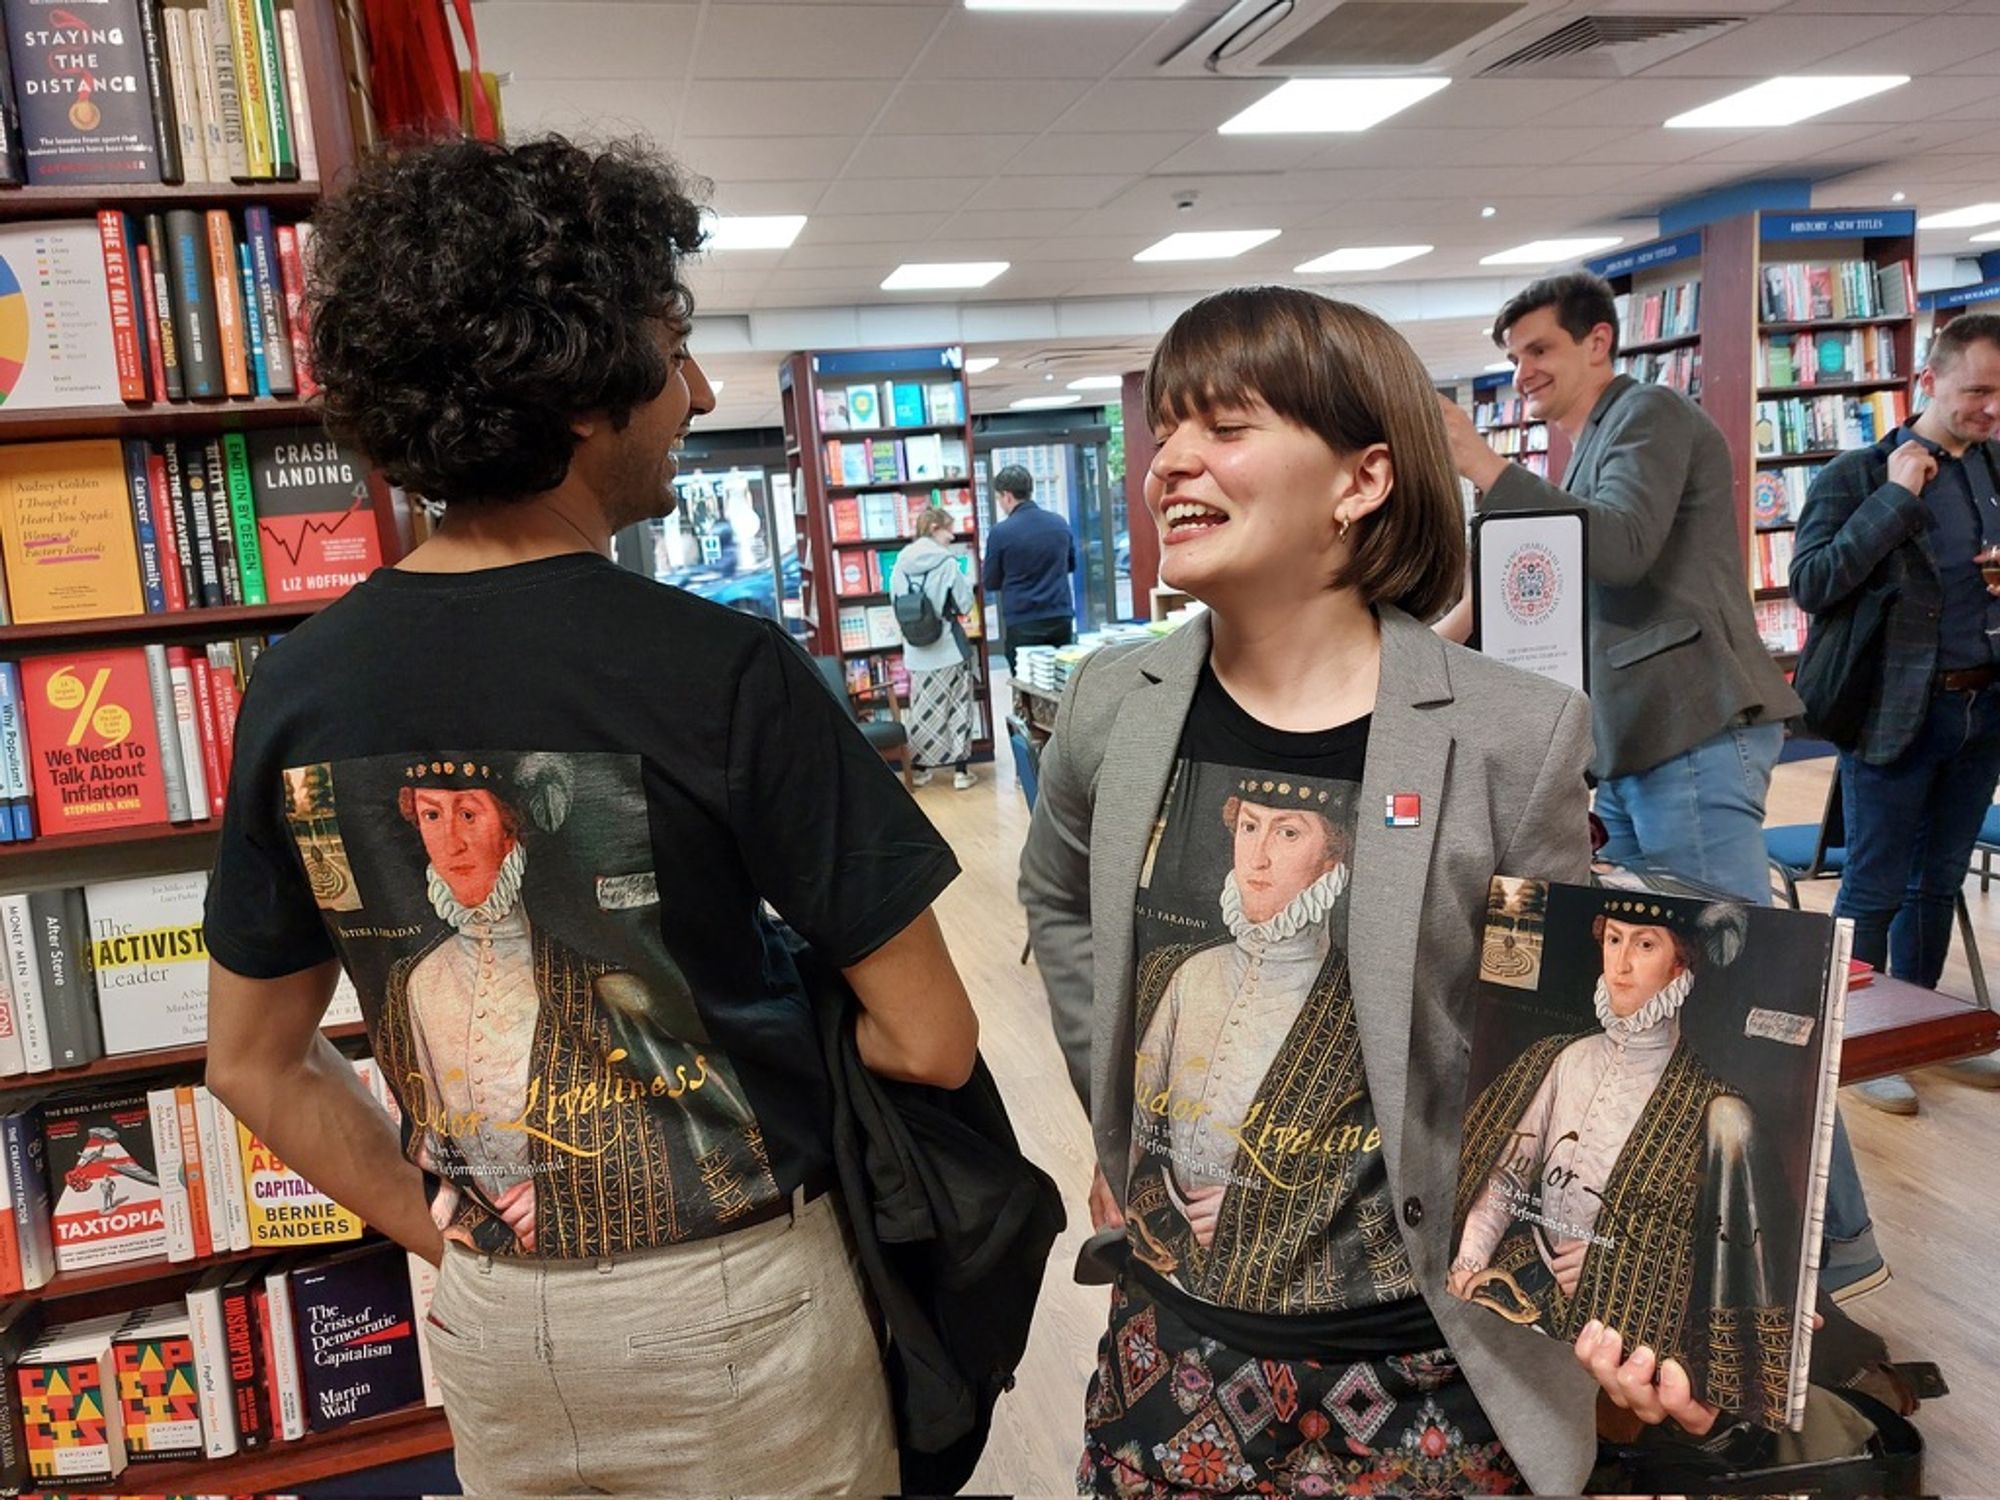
[
  {"x1": 1476, "y1": 13, "x2": 1744, "y2": 76},
  {"x1": 1262, "y1": 2, "x2": 1528, "y2": 68}
]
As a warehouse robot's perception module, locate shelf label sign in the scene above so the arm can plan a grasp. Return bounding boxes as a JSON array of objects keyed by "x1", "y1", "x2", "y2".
[
  {"x1": 1588, "y1": 232, "x2": 1702, "y2": 279},
  {"x1": 1763, "y1": 210, "x2": 1916, "y2": 241},
  {"x1": 1921, "y1": 279, "x2": 2000, "y2": 312}
]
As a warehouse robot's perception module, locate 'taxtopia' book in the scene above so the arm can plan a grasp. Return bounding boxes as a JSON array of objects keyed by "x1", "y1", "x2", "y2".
[{"x1": 1448, "y1": 879, "x2": 1846, "y2": 1431}]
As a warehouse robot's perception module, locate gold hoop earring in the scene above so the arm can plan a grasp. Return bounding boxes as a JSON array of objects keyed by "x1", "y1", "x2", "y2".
[{"x1": 1338, "y1": 516, "x2": 1352, "y2": 540}]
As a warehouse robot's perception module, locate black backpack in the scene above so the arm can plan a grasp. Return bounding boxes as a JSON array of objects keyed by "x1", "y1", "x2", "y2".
[
  {"x1": 894, "y1": 571, "x2": 946, "y2": 647},
  {"x1": 1793, "y1": 559, "x2": 1899, "y2": 749}
]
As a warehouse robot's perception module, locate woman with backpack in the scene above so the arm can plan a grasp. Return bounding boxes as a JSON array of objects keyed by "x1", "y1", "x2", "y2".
[{"x1": 892, "y1": 507, "x2": 979, "y2": 789}]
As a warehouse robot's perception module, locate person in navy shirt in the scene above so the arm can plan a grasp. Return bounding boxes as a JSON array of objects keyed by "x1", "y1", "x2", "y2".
[{"x1": 982, "y1": 465, "x2": 1078, "y2": 669}]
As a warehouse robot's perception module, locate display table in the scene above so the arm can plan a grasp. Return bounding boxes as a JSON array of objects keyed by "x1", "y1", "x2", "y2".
[
  {"x1": 1010, "y1": 679, "x2": 1064, "y2": 742},
  {"x1": 1841, "y1": 974, "x2": 2000, "y2": 1084}
]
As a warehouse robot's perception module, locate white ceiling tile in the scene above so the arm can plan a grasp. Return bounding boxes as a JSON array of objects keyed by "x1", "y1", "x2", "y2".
[
  {"x1": 1147, "y1": 134, "x2": 1329, "y2": 176},
  {"x1": 1000, "y1": 131, "x2": 1192, "y2": 175},
  {"x1": 1051, "y1": 78, "x2": 1274, "y2": 135},
  {"x1": 939, "y1": 208, "x2": 1100, "y2": 240},
  {"x1": 846, "y1": 133, "x2": 1036, "y2": 176},
  {"x1": 778, "y1": 242, "x2": 911, "y2": 271},
  {"x1": 1563, "y1": 128, "x2": 1760, "y2": 165},
  {"x1": 1299, "y1": 127, "x2": 1611, "y2": 171},
  {"x1": 683, "y1": 135, "x2": 856, "y2": 181},
  {"x1": 500, "y1": 78, "x2": 678, "y2": 142},
  {"x1": 910, "y1": 8, "x2": 1153, "y2": 80},
  {"x1": 480, "y1": 3, "x2": 701, "y2": 80},
  {"x1": 1641, "y1": 14, "x2": 1911, "y2": 75},
  {"x1": 1394, "y1": 78, "x2": 1612, "y2": 129},
  {"x1": 701, "y1": 179, "x2": 831, "y2": 214},
  {"x1": 679, "y1": 80, "x2": 885, "y2": 137},
  {"x1": 872, "y1": 80, "x2": 1092, "y2": 135},
  {"x1": 816, "y1": 176, "x2": 984, "y2": 212},
  {"x1": 1550, "y1": 78, "x2": 1769, "y2": 127},
  {"x1": 1691, "y1": 122, "x2": 1885, "y2": 165},
  {"x1": 1940, "y1": 46, "x2": 2000, "y2": 73},
  {"x1": 963, "y1": 175, "x2": 1130, "y2": 211},
  {"x1": 693, "y1": 3, "x2": 941, "y2": 79},
  {"x1": 1815, "y1": 13, "x2": 2000, "y2": 69},
  {"x1": 797, "y1": 212, "x2": 953, "y2": 244}
]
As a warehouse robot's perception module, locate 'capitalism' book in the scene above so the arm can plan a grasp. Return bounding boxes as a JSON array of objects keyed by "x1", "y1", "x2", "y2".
[
  {"x1": 1448, "y1": 879, "x2": 1845, "y2": 1431},
  {"x1": 288, "y1": 1241, "x2": 423, "y2": 1431}
]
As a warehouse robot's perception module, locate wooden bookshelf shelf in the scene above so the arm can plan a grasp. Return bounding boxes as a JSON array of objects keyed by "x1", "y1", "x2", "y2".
[
  {"x1": 1754, "y1": 586, "x2": 1792, "y2": 602},
  {"x1": 0, "y1": 397, "x2": 320, "y2": 443},
  {"x1": 827, "y1": 479, "x2": 970, "y2": 495},
  {"x1": 1757, "y1": 521, "x2": 1799, "y2": 534},
  {"x1": 826, "y1": 423, "x2": 963, "y2": 441},
  {"x1": 12, "y1": 1023, "x2": 367, "y2": 1096},
  {"x1": 39, "y1": 1243, "x2": 259, "y2": 1304},
  {"x1": 1757, "y1": 379, "x2": 1907, "y2": 398},
  {"x1": 1760, "y1": 316, "x2": 1908, "y2": 335},
  {"x1": 1619, "y1": 331, "x2": 1703, "y2": 357},
  {"x1": 0, "y1": 819, "x2": 221, "y2": 857},
  {"x1": 0, "y1": 180, "x2": 323, "y2": 220},
  {"x1": 1758, "y1": 450, "x2": 1845, "y2": 466},
  {"x1": 834, "y1": 591, "x2": 889, "y2": 604},
  {"x1": 107, "y1": 1404, "x2": 453, "y2": 1491},
  {"x1": 0, "y1": 601, "x2": 322, "y2": 652}
]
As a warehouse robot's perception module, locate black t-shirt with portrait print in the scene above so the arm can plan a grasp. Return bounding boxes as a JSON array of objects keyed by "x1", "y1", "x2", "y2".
[
  {"x1": 203, "y1": 554, "x2": 958, "y2": 1260},
  {"x1": 1126, "y1": 664, "x2": 1444, "y2": 1358}
]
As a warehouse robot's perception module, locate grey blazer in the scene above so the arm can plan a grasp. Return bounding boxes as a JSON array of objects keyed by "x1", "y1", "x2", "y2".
[
  {"x1": 1484, "y1": 375, "x2": 1803, "y2": 780},
  {"x1": 1018, "y1": 606, "x2": 1600, "y2": 1494}
]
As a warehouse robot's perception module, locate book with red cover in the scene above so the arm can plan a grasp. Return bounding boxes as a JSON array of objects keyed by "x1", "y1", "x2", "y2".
[
  {"x1": 244, "y1": 428, "x2": 382, "y2": 602},
  {"x1": 1847, "y1": 958, "x2": 1875, "y2": 991},
  {"x1": 21, "y1": 650, "x2": 170, "y2": 834},
  {"x1": 93, "y1": 212, "x2": 145, "y2": 402}
]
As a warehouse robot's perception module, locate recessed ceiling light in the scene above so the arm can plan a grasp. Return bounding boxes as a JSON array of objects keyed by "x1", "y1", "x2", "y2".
[
  {"x1": 1067, "y1": 375, "x2": 1124, "y2": 390},
  {"x1": 1294, "y1": 244, "x2": 1433, "y2": 274},
  {"x1": 1664, "y1": 75, "x2": 1908, "y2": 129},
  {"x1": 966, "y1": 0, "x2": 1183, "y2": 10},
  {"x1": 1891, "y1": 192, "x2": 1907, "y2": 203},
  {"x1": 1481, "y1": 206, "x2": 1497, "y2": 219},
  {"x1": 1219, "y1": 77, "x2": 1450, "y2": 135},
  {"x1": 1134, "y1": 229, "x2": 1280, "y2": 262},
  {"x1": 1483, "y1": 361, "x2": 1513, "y2": 373},
  {"x1": 1480, "y1": 236, "x2": 1623, "y2": 266},
  {"x1": 700, "y1": 213, "x2": 807, "y2": 250},
  {"x1": 965, "y1": 357, "x2": 1000, "y2": 374},
  {"x1": 881, "y1": 261, "x2": 1009, "y2": 290},
  {"x1": 1919, "y1": 202, "x2": 2000, "y2": 229},
  {"x1": 1971, "y1": 229, "x2": 2000, "y2": 243},
  {"x1": 1012, "y1": 395, "x2": 1083, "y2": 409}
]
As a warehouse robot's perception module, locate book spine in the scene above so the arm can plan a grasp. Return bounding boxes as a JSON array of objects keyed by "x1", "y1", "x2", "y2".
[
  {"x1": 142, "y1": 214, "x2": 185, "y2": 402},
  {"x1": 274, "y1": 221, "x2": 314, "y2": 398},
  {"x1": 191, "y1": 1087, "x2": 233, "y2": 1253},
  {"x1": 136, "y1": 0, "x2": 183, "y2": 184},
  {"x1": 0, "y1": 663, "x2": 30, "y2": 842},
  {"x1": 185, "y1": 1281, "x2": 238, "y2": 1456},
  {"x1": 255, "y1": 1285, "x2": 282, "y2": 1435},
  {"x1": 176, "y1": 441, "x2": 224, "y2": 607},
  {"x1": 0, "y1": 1145, "x2": 20, "y2": 1293},
  {"x1": 243, "y1": 208, "x2": 294, "y2": 396},
  {"x1": 160, "y1": 2, "x2": 204, "y2": 183},
  {"x1": 206, "y1": 210, "x2": 250, "y2": 397},
  {"x1": 206, "y1": 642, "x2": 242, "y2": 786},
  {"x1": 207, "y1": 0, "x2": 250, "y2": 179},
  {"x1": 165, "y1": 647, "x2": 212, "y2": 817},
  {"x1": 0, "y1": 665, "x2": 18, "y2": 844},
  {"x1": 147, "y1": 1087, "x2": 196, "y2": 1262},
  {"x1": 263, "y1": 1267, "x2": 306, "y2": 1439},
  {"x1": 237, "y1": 242, "x2": 269, "y2": 397},
  {"x1": 134, "y1": 243, "x2": 171, "y2": 403},
  {"x1": 225, "y1": 0, "x2": 271, "y2": 178},
  {"x1": 0, "y1": 938, "x2": 22, "y2": 1077},
  {"x1": 0, "y1": 25, "x2": 23, "y2": 185},
  {"x1": 222, "y1": 1274, "x2": 268, "y2": 1448},
  {"x1": 212, "y1": 1101, "x2": 251, "y2": 1252},
  {"x1": 143, "y1": 644, "x2": 193, "y2": 824},
  {"x1": 165, "y1": 208, "x2": 224, "y2": 399},
  {"x1": 174, "y1": 1085, "x2": 212, "y2": 1257},
  {"x1": 1, "y1": 1107, "x2": 52, "y2": 1289},
  {"x1": 123, "y1": 440, "x2": 169, "y2": 615},
  {"x1": 62, "y1": 886, "x2": 103, "y2": 1062},
  {"x1": 146, "y1": 449, "x2": 187, "y2": 611},
  {"x1": 0, "y1": 899, "x2": 48, "y2": 1074},
  {"x1": 160, "y1": 442, "x2": 203, "y2": 607},
  {"x1": 28, "y1": 887, "x2": 97, "y2": 1069},
  {"x1": 202, "y1": 439, "x2": 243, "y2": 604},
  {"x1": 189, "y1": 656, "x2": 227, "y2": 819},
  {"x1": 251, "y1": 0, "x2": 291, "y2": 177},
  {"x1": 222, "y1": 433, "x2": 268, "y2": 603},
  {"x1": 274, "y1": 0, "x2": 316, "y2": 182},
  {"x1": 97, "y1": 212, "x2": 149, "y2": 403},
  {"x1": 183, "y1": 3, "x2": 229, "y2": 183}
]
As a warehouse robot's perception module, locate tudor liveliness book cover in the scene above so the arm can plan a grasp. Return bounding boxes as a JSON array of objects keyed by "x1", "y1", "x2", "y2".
[{"x1": 1448, "y1": 879, "x2": 1847, "y2": 1431}]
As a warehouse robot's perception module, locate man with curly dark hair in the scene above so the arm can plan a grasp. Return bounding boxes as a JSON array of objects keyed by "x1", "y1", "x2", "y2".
[{"x1": 200, "y1": 136, "x2": 978, "y2": 1494}]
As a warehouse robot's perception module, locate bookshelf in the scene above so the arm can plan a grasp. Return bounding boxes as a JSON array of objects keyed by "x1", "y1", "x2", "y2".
[
  {"x1": 779, "y1": 345, "x2": 994, "y2": 760},
  {"x1": 0, "y1": 2, "x2": 453, "y2": 1488},
  {"x1": 1587, "y1": 209, "x2": 1917, "y2": 667},
  {"x1": 1918, "y1": 277, "x2": 2000, "y2": 367},
  {"x1": 1470, "y1": 370, "x2": 1553, "y2": 479}
]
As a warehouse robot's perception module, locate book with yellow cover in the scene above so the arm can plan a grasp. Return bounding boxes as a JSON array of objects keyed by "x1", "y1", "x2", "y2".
[
  {"x1": 0, "y1": 441, "x2": 144, "y2": 623},
  {"x1": 234, "y1": 1120, "x2": 363, "y2": 1248}
]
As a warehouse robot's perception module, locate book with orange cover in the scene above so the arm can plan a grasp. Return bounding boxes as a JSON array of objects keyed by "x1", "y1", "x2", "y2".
[
  {"x1": 206, "y1": 211, "x2": 250, "y2": 397},
  {"x1": 0, "y1": 441, "x2": 145, "y2": 624},
  {"x1": 21, "y1": 649, "x2": 170, "y2": 833}
]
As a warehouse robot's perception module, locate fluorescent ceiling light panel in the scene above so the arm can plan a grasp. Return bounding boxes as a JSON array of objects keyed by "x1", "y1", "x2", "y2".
[
  {"x1": 1067, "y1": 375, "x2": 1124, "y2": 390},
  {"x1": 1294, "y1": 244, "x2": 1433, "y2": 274},
  {"x1": 1012, "y1": 395, "x2": 1083, "y2": 409},
  {"x1": 1664, "y1": 75, "x2": 1907, "y2": 129},
  {"x1": 1134, "y1": 229, "x2": 1280, "y2": 262},
  {"x1": 1971, "y1": 229, "x2": 2000, "y2": 243},
  {"x1": 1483, "y1": 361, "x2": 1513, "y2": 373},
  {"x1": 700, "y1": 213, "x2": 807, "y2": 250},
  {"x1": 1919, "y1": 202, "x2": 2000, "y2": 229},
  {"x1": 967, "y1": 0, "x2": 1183, "y2": 8},
  {"x1": 881, "y1": 261, "x2": 1009, "y2": 290},
  {"x1": 1480, "y1": 236, "x2": 1623, "y2": 266},
  {"x1": 964, "y1": 357, "x2": 1001, "y2": 374},
  {"x1": 1219, "y1": 78, "x2": 1450, "y2": 135}
]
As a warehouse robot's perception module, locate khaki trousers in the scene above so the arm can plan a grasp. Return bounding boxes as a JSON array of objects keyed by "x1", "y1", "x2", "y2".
[{"x1": 426, "y1": 1193, "x2": 899, "y2": 1496}]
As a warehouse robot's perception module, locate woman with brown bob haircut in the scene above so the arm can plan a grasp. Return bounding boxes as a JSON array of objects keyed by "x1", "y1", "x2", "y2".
[{"x1": 1022, "y1": 286, "x2": 1633, "y2": 1495}]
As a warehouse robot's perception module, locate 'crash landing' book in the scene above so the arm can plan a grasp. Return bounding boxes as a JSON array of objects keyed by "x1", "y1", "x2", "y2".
[{"x1": 1449, "y1": 878, "x2": 1846, "y2": 1431}]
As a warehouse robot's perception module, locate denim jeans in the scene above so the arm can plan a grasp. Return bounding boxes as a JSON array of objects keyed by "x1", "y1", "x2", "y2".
[
  {"x1": 1594, "y1": 720, "x2": 1786, "y2": 904},
  {"x1": 1836, "y1": 683, "x2": 2000, "y2": 986}
]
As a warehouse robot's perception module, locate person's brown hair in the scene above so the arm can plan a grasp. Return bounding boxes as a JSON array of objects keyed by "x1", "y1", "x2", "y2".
[
  {"x1": 1143, "y1": 286, "x2": 1465, "y2": 620},
  {"x1": 918, "y1": 505, "x2": 954, "y2": 537},
  {"x1": 1928, "y1": 312, "x2": 2000, "y2": 373}
]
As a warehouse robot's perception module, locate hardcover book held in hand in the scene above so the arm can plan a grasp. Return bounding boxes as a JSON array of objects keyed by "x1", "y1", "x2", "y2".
[{"x1": 1449, "y1": 878, "x2": 1847, "y2": 1431}]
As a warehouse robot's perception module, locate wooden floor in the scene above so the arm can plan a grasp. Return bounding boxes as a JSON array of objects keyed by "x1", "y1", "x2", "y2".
[{"x1": 925, "y1": 738, "x2": 2000, "y2": 1495}]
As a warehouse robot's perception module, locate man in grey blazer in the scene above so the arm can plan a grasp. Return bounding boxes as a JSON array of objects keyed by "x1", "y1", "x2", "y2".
[{"x1": 1438, "y1": 271, "x2": 1803, "y2": 907}]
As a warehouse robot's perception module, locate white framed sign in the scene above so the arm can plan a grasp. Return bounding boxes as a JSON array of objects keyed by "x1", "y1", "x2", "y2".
[{"x1": 1471, "y1": 509, "x2": 1589, "y2": 694}]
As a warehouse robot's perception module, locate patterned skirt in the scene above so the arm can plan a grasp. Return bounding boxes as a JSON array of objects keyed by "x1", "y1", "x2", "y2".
[
  {"x1": 909, "y1": 660, "x2": 974, "y2": 769},
  {"x1": 1080, "y1": 1278, "x2": 1524, "y2": 1500}
]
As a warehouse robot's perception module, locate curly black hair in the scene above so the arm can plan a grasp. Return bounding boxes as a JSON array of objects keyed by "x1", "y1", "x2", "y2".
[{"x1": 306, "y1": 134, "x2": 707, "y2": 506}]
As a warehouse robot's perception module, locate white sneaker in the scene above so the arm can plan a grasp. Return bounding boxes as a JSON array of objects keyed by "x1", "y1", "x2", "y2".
[
  {"x1": 1850, "y1": 1074, "x2": 1919, "y2": 1114},
  {"x1": 953, "y1": 770, "x2": 977, "y2": 791},
  {"x1": 1929, "y1": 1052, "x2": 2000, "y2": 1088},
  {"x1": 910, "y1": 768, "x2": 934, "y2": 787}
]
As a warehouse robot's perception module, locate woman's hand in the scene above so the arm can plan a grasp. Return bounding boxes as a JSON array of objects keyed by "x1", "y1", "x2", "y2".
[{"x1": 1575, "y1": 1321, "x2": 1718, "y2": 1437}]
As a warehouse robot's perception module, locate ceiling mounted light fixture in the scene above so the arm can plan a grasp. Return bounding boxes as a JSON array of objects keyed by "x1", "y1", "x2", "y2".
[
  {"x1": 1664, "y1": 75, "x2": 1908, "y2": 129},
  {"x1": 1480, "y1": 236, "x2": 1623, "y2": 266},
  {"x1": 1134, "y1": 229, "x2": 1280, "y2": 261},
  {"x1": 700, "y1": 213, "x2": 807, "y2": 250},
  {"x1": 1219, "y1": 77, "x2": 1450, "y2": 135},
  {"x1": 881, "y1": 261, "x2": 1010, "y2": 290},
  {"x1": 1294, "y1": 244, "x2": 1433, "y2": 274}
]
